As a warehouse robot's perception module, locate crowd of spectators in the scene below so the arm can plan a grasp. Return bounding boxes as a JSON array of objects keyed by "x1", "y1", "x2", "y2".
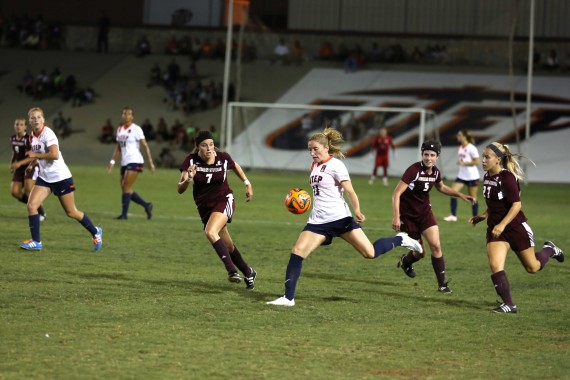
[{"x1": 0, "y1": 14, "x2": 65, "y2": 49}]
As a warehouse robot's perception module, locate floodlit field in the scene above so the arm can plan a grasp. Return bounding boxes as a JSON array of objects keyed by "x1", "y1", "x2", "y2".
[{"x1": 1, "y1": 166, "x2": 569, "y2": 379}]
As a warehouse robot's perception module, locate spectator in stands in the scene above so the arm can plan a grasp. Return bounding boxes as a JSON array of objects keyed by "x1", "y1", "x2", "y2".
[
  {"x1": 291, "y1": 40, "x2": 305, "y2": 65},
  {"x1": 99, "y1": 119, "x2": 115, "y2": 144},
  {"x1": 135, "y1": 35, "x2": 151, "y2": 57},
  {"x1": 200, "y1": 38, "x2": 214, "y2": 58},
  {"x1": 52, "y1": 111, "x2": 68, "y2": 137},
  {"x1": 62, "y1": 74, "x2": 77, "y2": 101},
  {"x1": 165, "y1": 36, "x2": 179, "y2": 55},
  {"x1": 51, "y1": 67, "x2": 63, "y2": 94},
  {"x1": 97, "y1": 12, "x2": 110, "y2": 53},
  {"x1": 18, "y1": 70, "x2": 34, "y2": 96},
  {"x1": 156, "y1": 117, "x2": 170, "y2": 142},
  {"x1": 71, "y1": 87, "x2": 95, "y2": 107},
  {"x1": 544, "y1": 49, "x2": 559, "y2": 70},
  {"x1": 271, "y1": 38, "x2": 290, "y2": 65},
  {"x1": 147, "y1": 63, "x2": 162, "y2": 88},
  {"x1": 318, "y1": 41, "x2": 334, "y2": 60},
  {"x1": 23, "y1": 31, "x2": 40, "y2": 49},
  {"x1": 141, "y1": 118, "x2": 156, "y2": 141},
  {"x1": 367, "y1": 42, "x2": 383, "y2": 62},
  {"x1": 157, "y1": 147, "x2": 176, "y2": 168}
]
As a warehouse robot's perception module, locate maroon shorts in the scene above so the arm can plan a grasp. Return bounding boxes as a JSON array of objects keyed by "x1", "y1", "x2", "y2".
[
  {"x1": 374, "y1": 155, "x2": 389, "y2": 168},
  {"x1": 400, "y1": 210, "x2": 438, "y2": 242},
  {"x1": 11, "y1": 166, "x2": 38, "y2": 182},
  {"x1": 197, "y1": 195, "x2": 235, "y2": 227},
  {"x1": 486, "y1": 221, "x2": 534, "y2": 252}
]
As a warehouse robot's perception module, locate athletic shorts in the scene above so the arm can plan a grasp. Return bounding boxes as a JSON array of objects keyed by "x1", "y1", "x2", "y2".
[
  {"x1": 486, "y1": 221, "x2": 534, "y2": 252},
  {"x1": 197, "y1": 195, "x2": 235, "y2": 226},
  {"x1": 11, "y1": 167, "x2": 26, "y2": 183},
  {"x1": 454, "y1": 178, "x2": 479, "y2": 187},
  {"x1": 374, "y1": 155, "x2": 389, "y2": 167},
  {"x1": 303, "y1": 216, "x2": 361, "y2": 246},
  {"x1": 35, "y1": 176, "x2": 76, "y2": 197},
  {"x1": 121, "y1": 163, "x2": 144, "y2": 177},
  {"x1": 399, "y1": 210, "x2": 438, "y2": 242}
]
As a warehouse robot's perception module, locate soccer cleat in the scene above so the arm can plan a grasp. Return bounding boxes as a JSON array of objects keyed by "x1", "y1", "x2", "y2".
[
  {"x1": 544, "y1": 241, "x2": 564, "y2": 263},
  {"x1": 228, "y1": 272, "x2": 241, "y2": 283},
  {"x1": 93, "y1": 226, "x2": 103, "y2": 251},
  {"x1": 266, "y1": 296, "x2": 295, "y2": 307},
  {"x1": 116, "y1": 215, "x2": 127, "y2": 220},
  {"x1": 382, "y1": 177, "x2": 389, "y2": 186},
  {"x1": 397, "y1": 232, "x2": 423, "y2": 254},
  {"x1": 20, "y1": 240, "x2": 42, "y2": 251},
  {"x1": 39, "y1": 213, "x2": 47, "y2": 222},
  {"x1": 443, "y1": 215, "x2": 458, "y2": 222},
  {"x1": 397, "y1": 254, "x2": 416, "y2": 278},
  {"x1": 492, "y1": 302, "x2": 517, "y2": 314},
  {"x1": 438, "y1": 282, "x2": 453, "y2": 293},
  {"x1": 244, "y1": 268, "x2": 257, "y2": 290},
  {"x1": 145, "y1": 202, "x2": 153, "y2": 220}
]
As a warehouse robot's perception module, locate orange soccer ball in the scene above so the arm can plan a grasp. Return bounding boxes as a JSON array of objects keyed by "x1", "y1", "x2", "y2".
[{"x1": 284, "y1": 188, "x2": 312, "y2": 214}]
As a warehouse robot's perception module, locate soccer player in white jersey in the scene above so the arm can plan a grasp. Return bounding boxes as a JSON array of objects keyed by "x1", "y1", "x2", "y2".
[
  {"x1": 443, "y1": 130, "x2": 480, "y2": 222},
  {"x1": 20, "y1": 107, "x2": 102, "y2": 251},
  {"x1": 107, "y1": 107, "x2": 155, "y2": 220},
  {"x1": 267, "y1": 127, "x2": 423, "y2": 307}
]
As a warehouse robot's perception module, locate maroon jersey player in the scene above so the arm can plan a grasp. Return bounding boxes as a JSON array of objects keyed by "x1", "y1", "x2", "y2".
[
  {"x1": 177, "y1": 131, "x2": 257, "y2": 290},
  {"x1": 469, "y1": 142, "x2": 564, "y2": 313},
  {"x1": 392, "y1": 140, "x2": 475, "y2": 293},
  {"x1": 370, "y1": 128, "x2": 396, "y2": 186},
  {"x1": 9, "y1": 117, "x2": 46, "y2": 219}
]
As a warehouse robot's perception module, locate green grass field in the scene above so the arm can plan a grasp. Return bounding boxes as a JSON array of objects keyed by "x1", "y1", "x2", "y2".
[{"x1": 1, "y1": 166, "x2": 569, "y2": 379}]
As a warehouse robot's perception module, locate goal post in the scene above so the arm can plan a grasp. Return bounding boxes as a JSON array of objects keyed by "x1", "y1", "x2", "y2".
[{"x1": 225, "y1": 101, "x2": 436, "y2": 175}]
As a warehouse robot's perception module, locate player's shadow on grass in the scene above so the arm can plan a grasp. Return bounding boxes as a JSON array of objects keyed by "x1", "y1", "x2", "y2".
[{"x1": 303, "y1": 271, "x2": 485, "y2": 311}]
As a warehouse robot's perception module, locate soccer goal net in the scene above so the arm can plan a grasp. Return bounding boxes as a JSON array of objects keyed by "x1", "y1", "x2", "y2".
[{"x1": 225, "y1": 102, "x2": 437, "y2": 176}]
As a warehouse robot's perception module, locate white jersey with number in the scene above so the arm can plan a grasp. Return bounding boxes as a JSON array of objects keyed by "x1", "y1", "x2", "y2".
[
  {"x1": 457, "y1": 143, "x2": 480, "y2": 181},
  {"x1": 116, "y1": 123, "x2": 146, "y2": 166},
  {"x1": 30, "y1": 126, "x2": 72, "y2": 183},
  {"x1": 307, "y1": 156, "x2": 352, "y2": 224}
]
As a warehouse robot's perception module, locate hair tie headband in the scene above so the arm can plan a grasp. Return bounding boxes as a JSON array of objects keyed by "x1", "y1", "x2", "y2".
[{"x1": 487, "y1": 144, "x2": 505, "y2": 158}]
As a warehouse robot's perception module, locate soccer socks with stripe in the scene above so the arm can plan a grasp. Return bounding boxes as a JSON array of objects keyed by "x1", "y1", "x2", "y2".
[
  {"x1": 28, "y1": 214, "x2": 41, "y2": 242},
  {"x1": 230, "y1": 246, "x2": 252, "y2": 276},
  {"x1": 491, "y1": 270, "x2": 514, "y2": 306},
  {"x1": 431, "y1": 256, "x2": 447, "y2": 287},
  {"x1": 450, "y1": 197, "x2": 458, "y2": 216},
  {"x1": 284, "y1": 253, "x2": 304, "y2": 301},
  {"x1": 212, "y1": 239, "x2": 238, "y2": 274},
  {"x1": 79, "y1": 214, "x2": 98, "y2": 236},
  {"x1": 373, "y1": 236, "x2": 401, "y2": 257}
]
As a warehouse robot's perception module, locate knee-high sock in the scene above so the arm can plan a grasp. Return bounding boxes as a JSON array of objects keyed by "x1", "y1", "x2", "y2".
[
  {"x1": 491, "y1": 270, "x2": 514, "y2": 305},
  {"x1": 230, "y1": 246, "x2": 252, "y2": 276},
  {"x1": 284, "y1": 254, "x2": 304, "y2": 301},
  {"x1": 535, "y1": 247, "x2": 552, "y2": 270},
  {"x1": 471, "y1": 200, "x2": 479, "y2": 217},
  {"x1": 431, "y1": 256, "x2": 447, "y2": 287},
  {"x1": 19, "y1": 195, "x2": 28, "y2": 204},
  {"x1": 79, "y1": 214, "x2": 98, "y2": 236},
  {"x1": 212, "y1": 239, "x2": 237, "y2": 273},
  {"x1": 402, "y1": 251, "x2": 420, "y2": 267},
  {"x1": 130, "y1": 191, "x2": 148, "y2": 207},
  {"x1": 373, "y1": 236, "x2": 402, "y2": 257},
  {"x1": 121, "y1": 193, "x2": 131, "y2": 217},
  {"x1": 28, "y1": 214, "x2": 41, "y2": 242},
  {"x1": 450, "y1": 197, "x2": 458, "y2": 216}
]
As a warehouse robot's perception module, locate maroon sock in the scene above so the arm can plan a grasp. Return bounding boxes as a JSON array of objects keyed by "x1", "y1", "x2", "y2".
[
  {"x1": 230, "y1": 246, "x2": 252, "y2": 276},
  {"x1": 491, "y1": 270, "x2": 514, "y2": 305},
  {"x1": 431, "y1": 256, "x2": 447, "y2": 287},
  {"x1": 535, "y1": 247, "x2": 551, "y2": 270},
  {"x1": 212, "y1": 239, "x2": 237, "y2": 274},
  {"x1": 402, "y1": 251, "x2": 420, "y2": 267}
]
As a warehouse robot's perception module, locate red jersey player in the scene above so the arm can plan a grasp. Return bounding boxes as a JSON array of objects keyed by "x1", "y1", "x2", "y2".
[{"x1": 370, "y1": 128, "x2": 396, "y2": 186}]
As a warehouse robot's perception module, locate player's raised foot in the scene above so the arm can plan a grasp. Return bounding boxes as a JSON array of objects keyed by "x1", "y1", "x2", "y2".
[
  {"x1": 443, "y1": 214, "x2": 457, "y2": 222},
  {"x1": 145, "y1": 202, "x2": 153, "y2": 220},
  {"x1": 492, "y1": 302, "x2": 517, "y2": 314},
  {"x1": 244, "y1": 268, "x2": 257, "y2": 290},
  {"x1": 544, "y1": 241, "x2": 564, "y2": 263},
  {"x1": 116, "y1": 215, "x2": 127, "y2": 220},
  {"x1": 39, "y1": 213, "x2": 47, "y2": 222},
  {"x1": 228, "y1": 272, "x2": 241, "y2": 283},
  {"x1": 93, "y1": 226, "x2": 103, "y2": 252},
  {"x1": 20, "y1": 240, "x2": 42, "y2": 251},
  {"x1": 266, "y1": 296, "x2": 295, "y2": 307},
  {"x1": 397, "y1": 232, "x2": 423, "y2": 254},
  {"x1": 397, "y1": 254, "x2": 416, "y2": 278},
  {"x1": 438, "y1": 282, "x2": 453, "y2": 293}
]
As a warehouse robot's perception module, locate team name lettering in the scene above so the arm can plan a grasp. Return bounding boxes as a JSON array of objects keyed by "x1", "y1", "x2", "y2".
[
  {"x1": 484, "y1": 179, "x2": 498, "y2": 186},
  {"x1": 310, "y1": 175, "x2": 323, "y2": 184},
  {"x1": 197, "y1": 167, "x2": 222, "y2": 173},
  {"x1": 418, "y1": 177, "x2": 436, "y2": 182}
]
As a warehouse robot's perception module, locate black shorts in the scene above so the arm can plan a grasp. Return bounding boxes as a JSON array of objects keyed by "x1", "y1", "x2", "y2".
[
  {"x1": 35, "y1": 176, "x2": 76, "y2": 197},
  {"x1": 454, "y1": 178, "x2": 479, "y2": 187}
]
